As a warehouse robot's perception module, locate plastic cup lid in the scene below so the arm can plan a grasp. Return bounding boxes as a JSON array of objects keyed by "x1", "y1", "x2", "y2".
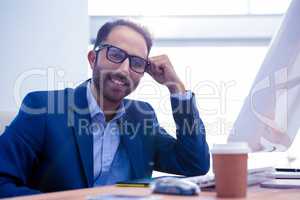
[{"x1": 211, "y1": 142, "x2": 251, "y2": 154}]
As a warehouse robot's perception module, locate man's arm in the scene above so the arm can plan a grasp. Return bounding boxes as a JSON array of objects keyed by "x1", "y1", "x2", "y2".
[
  {"x1": 146, "y1": 54, "x2": 210, "y2": 176},
  {"x1": 149, "y1": 93, "x2": 210, "y2": 177},
  {"x1": 0, "y1": 92, "x2": 45, "y2": 197}
]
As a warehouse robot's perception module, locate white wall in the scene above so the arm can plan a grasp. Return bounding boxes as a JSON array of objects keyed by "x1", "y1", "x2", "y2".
[{"x1": 0, "y1": 0, "x2": 89, "y2": 111}]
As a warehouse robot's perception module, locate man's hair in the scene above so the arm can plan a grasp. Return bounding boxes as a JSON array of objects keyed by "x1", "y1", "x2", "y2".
[{"x1": 94, "y1": 19, "x2": 153, "y2": 54}]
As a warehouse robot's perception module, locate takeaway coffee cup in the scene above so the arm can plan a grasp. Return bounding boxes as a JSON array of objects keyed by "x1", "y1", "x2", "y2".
[{"x1": 211, "y1": 143, "x2": 250, "y2": 198}]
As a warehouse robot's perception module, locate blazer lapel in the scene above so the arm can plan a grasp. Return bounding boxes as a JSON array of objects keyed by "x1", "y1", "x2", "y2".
[
  {"x1": 68, "y1": 81, "x2": 93, "y2": 187},
  {"x1": 118, "y1": 108, "x2": 145, "y2": 179}
]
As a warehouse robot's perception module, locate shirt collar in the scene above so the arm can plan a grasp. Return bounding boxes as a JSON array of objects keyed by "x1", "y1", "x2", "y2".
[{"x1": 86, "y1": 81, "x2": 125, "y2": 121}]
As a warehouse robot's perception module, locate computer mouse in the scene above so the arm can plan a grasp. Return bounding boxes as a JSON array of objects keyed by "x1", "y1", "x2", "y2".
[{"x1": 151, "y1": 177, "x2": 200, "y2": 196}]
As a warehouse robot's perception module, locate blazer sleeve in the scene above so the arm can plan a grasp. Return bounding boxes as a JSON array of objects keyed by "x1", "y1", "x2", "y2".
[
  {"x1": 0, "y1": 92, "x2": 46, "y2": 197},
  {"x1": 150, "y1": 93, "x2": 210, "y2": 176}
]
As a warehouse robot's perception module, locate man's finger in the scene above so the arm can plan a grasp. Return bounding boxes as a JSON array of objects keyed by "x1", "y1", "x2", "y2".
[{"x1": 149, "y1": 54, "x2": 169, "y2": 62}]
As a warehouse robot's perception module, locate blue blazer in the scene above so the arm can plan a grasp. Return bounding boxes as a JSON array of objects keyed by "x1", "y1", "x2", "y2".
[{"x1": 0, "y1": 80, "x2": 210, "y2": 197}]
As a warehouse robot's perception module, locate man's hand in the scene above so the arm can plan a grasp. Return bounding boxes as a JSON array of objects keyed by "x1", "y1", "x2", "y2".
[{"x1": 147, "y1": 55, "x2": 186, "y2": 94}]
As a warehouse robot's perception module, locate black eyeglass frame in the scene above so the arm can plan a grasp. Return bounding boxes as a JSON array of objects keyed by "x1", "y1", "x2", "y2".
[{"x1": 94, "y1": 44, "x2": 149, "y2": 74}]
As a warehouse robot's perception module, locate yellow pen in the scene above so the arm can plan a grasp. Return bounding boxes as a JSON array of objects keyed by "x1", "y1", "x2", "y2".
[{"x1": 116, "y1": 183, "x2": 150, "y2": 188}]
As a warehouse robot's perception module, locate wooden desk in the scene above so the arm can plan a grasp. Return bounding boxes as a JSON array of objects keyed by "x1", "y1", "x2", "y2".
[{"x1": 7, "y1": 186, "x2": 300, "y2": 200}]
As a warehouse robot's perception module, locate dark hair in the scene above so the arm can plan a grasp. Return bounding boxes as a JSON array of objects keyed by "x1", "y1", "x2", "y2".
[{"x1": 94, "y1": 19, "x2": 153, "y2": 54}]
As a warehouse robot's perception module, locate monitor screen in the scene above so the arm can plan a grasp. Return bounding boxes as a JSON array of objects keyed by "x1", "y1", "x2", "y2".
[{"x1": 228, "y1": 0, "x2": 300, "y2": 152}]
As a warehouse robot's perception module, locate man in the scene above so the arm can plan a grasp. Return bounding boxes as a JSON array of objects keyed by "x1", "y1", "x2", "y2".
[{"x1": 0, "y1": 19, "x2": 210, "y2": 197}]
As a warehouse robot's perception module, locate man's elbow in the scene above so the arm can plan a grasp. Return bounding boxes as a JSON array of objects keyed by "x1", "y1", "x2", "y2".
[
  {"x1": 184, "y1": 155, "x2": 210, "y2": 177},
  {"x1": 194, "y1": 144, "x2": 211, "y2": 176},
  {"x1": 194, "y1": 157, "x2": 210, "y2": 176}
]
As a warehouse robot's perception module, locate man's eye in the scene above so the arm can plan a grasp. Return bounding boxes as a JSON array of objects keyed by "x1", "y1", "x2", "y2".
[
  {"x1": 108, "y1": 49, "x2": 125, "y2": 61},
  {"x1": 131, "y1": 58, "x2": 145, "y2": 68}
]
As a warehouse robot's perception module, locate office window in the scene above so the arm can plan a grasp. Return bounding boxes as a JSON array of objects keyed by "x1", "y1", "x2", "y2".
[
  {"x1": 89, "y1": 0, "x2": 290, "y2": 16},
  {"x1": 89, "y1": 0, "x2": 248, "y2": 16},
  {"x1": 249, "y1": 0, "x2": 292, "y2": 15}
]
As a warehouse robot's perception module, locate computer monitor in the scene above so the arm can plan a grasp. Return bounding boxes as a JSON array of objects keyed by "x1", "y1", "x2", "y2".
[{"x1": 228, "y1": 0, "x2": 300, "y2": 152}]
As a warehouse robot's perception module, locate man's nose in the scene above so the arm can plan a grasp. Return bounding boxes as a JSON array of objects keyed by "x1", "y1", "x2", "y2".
[{"x1": 117, "y1": 57, "x2": 130, "y2": 75}]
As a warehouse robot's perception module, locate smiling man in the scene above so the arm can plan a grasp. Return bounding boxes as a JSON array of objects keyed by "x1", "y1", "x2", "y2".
[{"x1": 0, "y1": 19, "x2": 210, "y2": 197}]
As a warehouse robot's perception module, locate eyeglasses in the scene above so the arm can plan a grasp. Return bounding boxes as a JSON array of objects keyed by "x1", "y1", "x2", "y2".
[{"x1": 94, "y1": 44, "x2": 149, "y2": 74}]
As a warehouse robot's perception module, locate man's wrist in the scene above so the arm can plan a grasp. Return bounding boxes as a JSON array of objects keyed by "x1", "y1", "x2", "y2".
[
  {"x1": 167, "y1": 81, "x2": 186, "y2": 94},
  {"x1": 170, "y1": 90, "x2": 192, "y2": 100}
]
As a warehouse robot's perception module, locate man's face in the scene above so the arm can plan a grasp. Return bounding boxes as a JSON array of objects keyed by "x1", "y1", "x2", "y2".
[{"x1": 90, "y1": 26, "x2": 148, "y2": 103}]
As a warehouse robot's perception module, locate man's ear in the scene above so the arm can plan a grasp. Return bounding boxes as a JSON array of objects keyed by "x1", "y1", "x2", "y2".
[{"x1": 88, "y1": 50, "x2": 97, "y2": 69}]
